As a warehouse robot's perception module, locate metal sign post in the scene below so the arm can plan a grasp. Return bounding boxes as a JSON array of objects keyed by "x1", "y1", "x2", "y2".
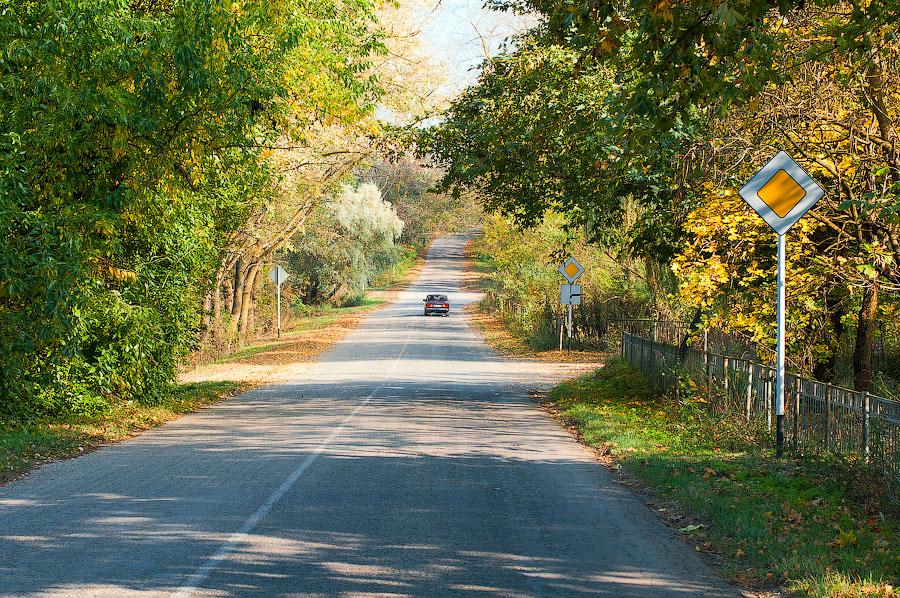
[
  {"x1": 269, "y1": 265, "x2": 290, "y2": 339},
  {"x1": 776, "y1": 233, "x2": 786, "y2": 454},
  {"x1": 739, "y1": 151, "x2": 823, "y2": 457},
  {"x1": 558, "y1": 258, "x2": 584, "y2": 351}
]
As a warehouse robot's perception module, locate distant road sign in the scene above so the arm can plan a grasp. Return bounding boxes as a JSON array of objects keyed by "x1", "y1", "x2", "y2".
[
  {"x1": 560, "y1": 284, "x2": 582, "y2": 305},
  {"x1": 738, "y1": 151, "x2": 824, "y2": 235},
  {"x1": 269, "y1": 265, "x2": 289, "y2": 338},
  {"x1": 558, "y1": 257, "x2": 584, "y2": 283},
  {"x1": 269, "y1": 265, "x2": 289, "y2": 286}
]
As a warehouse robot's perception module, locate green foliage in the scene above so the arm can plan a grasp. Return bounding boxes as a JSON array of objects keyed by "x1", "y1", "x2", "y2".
[
  {"x1": 422, "y1": 37, "x2": 701, "y2": 264},
  {"x1": 286, "y1": 181, "x2": 403, "y2": 305},
  {"x1": 363, "y1": 155, "x2": 482, "y2": 251},
  {"x1": 473, "y1": 212, "x2": 654, "y2": 348},
  {"x1": 0, "y1": 0, "x2": 381, "y2": 418},
  {"x1": 1, "y1": 380, "x2": 239, "y2": 483},
  {"x1": 424, "y1": 0, "x2": 899, "y2": 388}
]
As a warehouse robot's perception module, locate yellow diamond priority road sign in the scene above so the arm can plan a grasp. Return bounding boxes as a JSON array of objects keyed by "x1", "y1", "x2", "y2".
[
  {"x1": 559, "y1": 256, "x2": 584, "y2": 283},
  {"x1": 738, "y1": 151, "x2": 824, "y2": 235}
]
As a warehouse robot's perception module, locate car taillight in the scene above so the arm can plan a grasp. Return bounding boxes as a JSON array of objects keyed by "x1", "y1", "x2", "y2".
[{"x1": 426, "y1": 303, "x2": 434, "y2": 307}]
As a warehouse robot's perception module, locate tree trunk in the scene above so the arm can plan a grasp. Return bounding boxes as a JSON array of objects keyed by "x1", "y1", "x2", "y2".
[
  {"x1": 200, "y1": 291, "x2": 213, "y2": 343},
  {"x1": 223, "y1": 277, "x2": 234, "y2": 314},
  {"x1": 813, "y1": 292, "x2": 847, "y2": 383},
  {"x1": 853, "y1": 280, "x2": 879, "y2": 392},
  {"x1": 212, "y1": 279, "x2": 222, "y2": 331},
  {"x1": 238, "y1": 263, "x2": 260, "y2": 335},
  {"x1": 677, "y1": 307, "x2": 703, "y2": 363},
  {"x1": 644, "y1": 257, "x2": 674, "y2": 320},
  {"x1": 231, "y1": 259, "x2": 245, "y2": 316},
  {"x1": 230, "y1": 260, "x2": 247, "y2": 331}
]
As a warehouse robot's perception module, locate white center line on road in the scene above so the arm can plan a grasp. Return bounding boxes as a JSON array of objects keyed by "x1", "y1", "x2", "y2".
[{"x1": 173, "y1": 328, "x2": 413, "y2": 598}]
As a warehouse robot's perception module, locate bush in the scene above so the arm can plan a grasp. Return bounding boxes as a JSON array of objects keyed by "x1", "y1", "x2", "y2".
[{"x1": 340, "y1": 293, "x2": 368, "y2": 308}]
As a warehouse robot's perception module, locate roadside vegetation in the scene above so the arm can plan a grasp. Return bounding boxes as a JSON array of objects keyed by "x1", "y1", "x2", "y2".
[
  {"x1": 422, "y1": 0, "x2": 900, "y2": 394},
  {"x1": 0, "y1": 2, "x2": 478, "y2": 472},
  {"x1": 548, "y1": 360, "x2": 899, "y2": 597}
]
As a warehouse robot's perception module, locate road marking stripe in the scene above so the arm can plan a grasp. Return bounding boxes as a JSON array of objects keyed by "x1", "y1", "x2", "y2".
[{"x1": 174, "y1": 327, "x2": 412, "y2": 597}]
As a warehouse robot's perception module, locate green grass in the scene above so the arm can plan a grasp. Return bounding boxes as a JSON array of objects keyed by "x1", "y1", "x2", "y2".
[
  {"x1": 548, "y1": 360, "x2": 899, "y2": 597},
  {"x1": 1, "y1": 381, "x2": 241, "y2": 485},
  {"x1": 213, "y1": 300, "x2": 384, "y2": 364}
]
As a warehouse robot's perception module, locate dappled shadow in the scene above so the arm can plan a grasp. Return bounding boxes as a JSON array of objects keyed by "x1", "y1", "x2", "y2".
[
  {"x1": 0, "y1": 235, "x2": 736, "y2": 597},
  {"x1": 0, "y1": 425, "x2": 734, "y2": 596},
  {"x1": 0, "y1": 373, "x2": 736, "y2": 596}
]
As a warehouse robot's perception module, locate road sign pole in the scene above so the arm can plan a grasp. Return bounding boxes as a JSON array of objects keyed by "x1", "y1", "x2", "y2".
[
  {"x1": 276, "y1": 272, "x2": 282, "y2": 339},
  {"x1": 776, "y1": 233, "x2": 786, "y2": 457},
  {"x1": 269, "y1": 265, "x2": 290, "y2": 340}
]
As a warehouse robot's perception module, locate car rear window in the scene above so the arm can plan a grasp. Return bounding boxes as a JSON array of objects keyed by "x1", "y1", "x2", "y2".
[{"x1": 427, "y1": 295, "x2": 448, "y2": 301}]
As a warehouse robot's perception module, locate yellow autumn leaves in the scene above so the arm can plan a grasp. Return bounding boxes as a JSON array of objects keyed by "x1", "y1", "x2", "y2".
[{"x1": 672, "y1": 185, "x2": 826, "y2": 355}]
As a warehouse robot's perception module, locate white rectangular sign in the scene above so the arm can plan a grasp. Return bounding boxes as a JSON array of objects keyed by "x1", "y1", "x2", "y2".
[{"x1": 560, "y1": 284, "x2": 581, "y2": 305}]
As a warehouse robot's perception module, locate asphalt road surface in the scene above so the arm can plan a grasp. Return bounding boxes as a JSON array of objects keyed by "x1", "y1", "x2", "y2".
[{"x1": 0, "y1": 235, "x2": 737, "y2": 597}]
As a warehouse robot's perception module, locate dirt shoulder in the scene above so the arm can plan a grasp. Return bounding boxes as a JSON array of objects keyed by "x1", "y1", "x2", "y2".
[{"x1": 180, "y1": 302, "x2": 381, "y2": 386}]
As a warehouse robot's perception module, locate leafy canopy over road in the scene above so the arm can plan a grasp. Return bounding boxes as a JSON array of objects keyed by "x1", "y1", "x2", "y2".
[
  {"x1": 0, "y1": 0, "x2": 381, "y2": 417},
  {"x1": 423, "y1": 0, "x2": 899, "y2": 390}
]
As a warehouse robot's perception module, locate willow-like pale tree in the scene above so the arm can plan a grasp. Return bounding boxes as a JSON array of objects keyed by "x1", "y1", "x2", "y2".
[
  {"x1": 285, "y1": 181, "x2": 404, "y2": 305},
  {"x1": 207, "y1": 0, "x2": 450, "y2": 337}
]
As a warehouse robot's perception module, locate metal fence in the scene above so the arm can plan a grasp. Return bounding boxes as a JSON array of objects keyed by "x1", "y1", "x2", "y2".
[{"x1": 622, "y1": 332, "x2": 900, "y2": 487}]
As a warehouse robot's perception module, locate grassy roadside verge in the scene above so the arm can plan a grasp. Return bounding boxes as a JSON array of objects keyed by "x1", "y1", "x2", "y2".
[
  {"x1": 547, "y1": 359, "x2": 899, "y2": 597},
  {"x1": 205, "y1": 298, "x2": 385, "y2": 366},
  {"x1": 369, "y1": 243, "x2": 425, "y2": 291},
  {"x1": 1, "y1": 381, "x2": 245, "y2": 486}
]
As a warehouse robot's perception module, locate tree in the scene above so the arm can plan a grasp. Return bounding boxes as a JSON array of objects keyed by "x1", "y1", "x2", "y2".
[
  {"x1": 0, "y1": 0, "x2": 381, "y2": 415},
  {"x1": 424, "y1": 0, "x2": 898, "y2": 390},
  {"x1": 204, "y1": 0, "x2": 449, "y2": 339},
  {"x1": 362, "y1": 155, "x2": 482, "y2": 250},
  {"x1": 287, "y1": 182, "x2": 404, "y2": 305}
]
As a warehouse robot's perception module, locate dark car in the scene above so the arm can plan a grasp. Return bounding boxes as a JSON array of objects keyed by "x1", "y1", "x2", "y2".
[{"x1": 423, "y1": 294, "x2": 450, "y2": 316}]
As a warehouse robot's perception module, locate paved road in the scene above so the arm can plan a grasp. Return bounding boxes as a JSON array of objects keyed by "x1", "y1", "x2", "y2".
[{"x1": 0, "y1": 235, "x2": 736, "y2": 597}]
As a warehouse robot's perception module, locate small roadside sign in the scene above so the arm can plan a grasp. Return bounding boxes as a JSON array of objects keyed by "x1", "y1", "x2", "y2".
[
  {"x1": 560, "y1": 284, "x2": 581, "y2": 305},
  {"x1": 269, "y1": 265, "x2": 289, "y2": 338},
  {"x1": 738, "y1": 151, "x2": 824, "y2": 235},
  {"x1": 558, "y1": 256, "x2": 584, "y2": 283},
  {"x1": 269, "y1": 265, "x2": 289, "y2": 286}
]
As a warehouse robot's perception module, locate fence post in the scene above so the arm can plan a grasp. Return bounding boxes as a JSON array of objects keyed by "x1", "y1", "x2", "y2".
[
  {"x1": 824, "y1": 386, "x2": 831, "y2": 453},
  {"x1": 766, "y1": 374, "x2": 772, "y2": 432},
  {"x1": 746, "y1": 364, "x2": 754, "y2": 421},
  {"x1": 862, "y1": 391, "x2": 870, "y2": 463},
  {"x1": 723, "y1": 357, "x2": 730, "y2": 400}
]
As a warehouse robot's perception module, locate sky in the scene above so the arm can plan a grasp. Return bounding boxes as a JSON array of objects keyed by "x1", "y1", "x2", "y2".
[{"x1": 415, "y1": 0, "x2": 536, "y2": 95}]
